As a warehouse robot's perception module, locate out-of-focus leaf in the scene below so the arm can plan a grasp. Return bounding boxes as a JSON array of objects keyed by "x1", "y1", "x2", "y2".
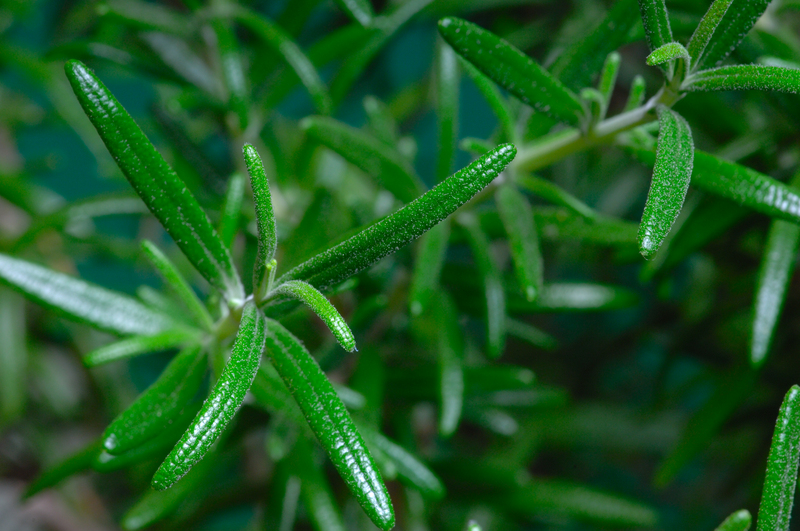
[
  {"x1": 515, "y1": 174, "x2": 595, "y2": 219},
  {"x1": 508, "y1": 283, "x2": 639, "y2": 313},
  {"x1": 624, "y1": 75, "x2": 647, "y2": 111},
  {"x1": 496, "y1": 185, "x2": 543, "y2": 302},
  {"x1": 715, "y1": 510, "x2": 752, "y2": 531},
  {"x1": 0, "y1": 288, "x2": 26, "y2": 423},
  {"x1": 24, "y1": 440, "x2": 102, "y2": 498},
  {"x1": 99, "y1": 0, "x2": 195, "y2": 38},
  {"x1": 505, "y1": 318, "x2": 558, "y2": 350},
  {"x1": 218, "y1": 173, "x2": 245, "y2": 249},
  {"x1": 460, "y1": 60, "x2": 515, "y2": 141},
  {"x1": 638, "y1": 0, "x2": 674, "y2": 54},
  {"x1": 83, "y1": 329, "x2": 198, "y2": 367},
  {"x1": 436, "y1": 40, "x2": 459, "y2": 182},
  {"x1": 409, "y1": 221, "x2": 450, "y2": 317}
]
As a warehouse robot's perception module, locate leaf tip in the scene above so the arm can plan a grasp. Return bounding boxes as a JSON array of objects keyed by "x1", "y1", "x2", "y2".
[{"x1": 639, "y1": 235, "x2": 659, "y2": 260}]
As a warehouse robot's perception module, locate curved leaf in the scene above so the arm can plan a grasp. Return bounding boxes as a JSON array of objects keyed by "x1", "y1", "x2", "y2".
[
  {"x1": 693, "y1": 0, "x2": 770, "y2": 70},
  {"x1": 646, "y1": 42, "x2": 690, "y2": 67},
  {"x1": 83, "y1": 329, "x2": 197, "y2": 367},
  {"x1": 333, "y1": 0, "x2": 374, "y2": 27},
  {"x1": 686, "y1": 65, "x2": 800, "y2": 94},
  {"x1": 496, "y1": 185, "x2": 543, "y2": 301}
]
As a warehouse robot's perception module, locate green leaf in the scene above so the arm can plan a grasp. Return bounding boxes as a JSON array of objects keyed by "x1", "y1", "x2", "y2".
[
  {"x1": 271, "y1": 280, "x2": 356, "y2": 352},
  {"x1": 624, "y1": 75, "x2": 647, "y2": 112},
  {"x1": 24, "y1": 440, "x2": 102, "y2": 498},
  {"x1": 290, "y1": 438, "x2": 347, "y2": 531},
  {"x1": 686, "y1": 65, "x2": 800, "y2": 93},
  {"x1": 409, "y1": 221, "x2": 450, "y2": 317},
  {"x1": 751, "y1": 174, "x2": 800, "y2": 367},
  {"x1": 514, "y1": 174, "x2": 595, "y2": 220},
  {"x1": 64, "y1": 60, "x2": 244, "y2": 303},
  {"x1": 637, "y1": 0, "x2": 673, "y2": 53},
  {"x1": 496, "y1": 185, "x2": 543, "y2": 302},
  {"x1": 430, "y1": 292, "x2": 465, "y2": 436},
  {"x1": 262, "y1": 318, "x2": 394, "y2": 531},
  {"x1": 438, "y1": 17, "x2": 584, "y2": 127},
  {"x1": 332, "y1": 0, "x2": 374, "y2": 27},
  {"x1": 461, "y1": 215, "x2": 506, "y2": 359},
  {"x1": 0, "y1": 253, "x2": 171, "y2": 336},
  {"x1": 152, "y1": 301, "x2": 266, "y2": 490},
  {"x1": 218, "y1": 173, "x2": 245, "y2": 249},
  {"x1": 83, "y1": 330, "x2": 197, "y2": 367},
  {"x1": 686, "y1": 0, "x2": 734, "y2": 64},
  {"x1": 523, "y1": 208, "x2": 636, "y2": 248},
  {"x1": 505, "y1": 478, "x2": 658, "y2": 527},
  {"x1": 508, "y1": 283, "x2": 639, "y2": 313},
  {"x1": 210, "y1": 19, "x2": 248, "y2": 128},
  {"x1": 99, "y1": 0, "x2": 194, "y2": 38},
  {"x1": 505, "y1": 318, "x2": 559, "y2": 351},
  {"x1": 141, "y1": 240, "x2": 214, "y2": 332},
  {"x1": 646, "y1": 42, "x2": 690, "y2": 67},
  {"x1": 460, "y1": 59, "x2": 515, "y2": 141},
  {"x1": 102, "y1": 345, "x2": 207, "y2": 455},
  {"x1": 276, "y1": 144, "x2": 516, "y2": 292},
  {"x1": 301, "y1": 116, "x2": 425, "y2": 203},
  {"x1": 243, "y1": 144, "x2": 278, "y2": 299},
  {"x1": 693, "y1": 0, "x2": 771, "y2": 70},
  {"x1": 549, "y1": 0, "x2": 641, "y2": 92},
  {"x1": 597, "y1": 51, "x2": 621, "y2": 119},
  {"x1": 639, "y1": 106, "x2": 694, "y2": 259},
  {"x1": 363, "y1": 96, "x2": 399, "y2": 145},
  {"x1": 757, "y1": 385, "x2": 800, "y2": 531},
  {"x1": 715, "y1": 510, "x2": 752, "y2": 531},
  {"x1": 436, "y1": 40, "x2": 460, "y2": 182},
  {"x1": 0, "y1": 289, "x2": 26, "y2": 423}
]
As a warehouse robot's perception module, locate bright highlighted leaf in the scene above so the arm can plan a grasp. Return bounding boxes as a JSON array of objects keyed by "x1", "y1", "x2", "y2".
[
  {"x1": 693, "y1": 0, "x2": 770, "y2": 70},
  {"x1": 263, "y1": 318, "x2": 394, "y2": 531},
  {"x1": 0, "y1": 253, "x2": 171, "y2": 336},
  {"x1": 152, "y1": 301, "x2": 266, "y2": 490},
  {"x1": 243, "y1": 144, "x2": 278, "y2": 299},
  {"x1": 103, "y1": 345, "x2": 206, "y2": 455},
  {"x1": 637, "y1": 0, "x2": 673, "y2": 53},
  {"x1": 218, "y1": 173, "x2": 245, "y2": 249},
  {"x1": 271, "y1": 280, "x2": 356, "y2": 352},
  {"x1": 646, "y1": 42, "x2": 690, "y2": 67},
  {"x1": 638, "y1": 106, "x2": 694, "y2": 259},
  {"x1": 496, "y1": 185, "x2": 543, "y2": 302},
  {"x1": 715, "y1": 510, "x2": 752, "y2": 531},
  {"x1": 686, "y1": 65, "x2": 800, "y2": 94},
  {"x1": 686, "y1": 0, "x2": 734, "y2": 64},
  {"x1": 276, "y1": 144, "x2": 516, "y2": 292},
  {"x1": 302, "y1": 116, "x2": 424, "y2": 203},
  {"x1": 515, "y1": 174, "x2": 595, "y2": 220},
  {"x1": 438, "y1": 17, "x2": 584, "y2": 127},
  {"x1": 65, "y1": 60, "x2": 244, "y2": 303},
  {"x1": 509, "y1": 283, "x2": 639, "y2": 313},
  {"x1": 756, "y1": 385, "x2": 800, "y2": 531}
]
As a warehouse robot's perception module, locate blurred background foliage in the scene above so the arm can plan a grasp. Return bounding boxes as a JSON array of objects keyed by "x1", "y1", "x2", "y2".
[{"x1": 2, "y1": 0, "x2": 800, "y2": 530}]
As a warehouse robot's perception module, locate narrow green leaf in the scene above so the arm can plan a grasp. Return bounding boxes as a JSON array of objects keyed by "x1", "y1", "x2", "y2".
[
  {"x1": 291, "y1": 439, "x2": 347, "y2": 531},
  {"x1": 363, "y1": 96, "x2": 399, "y2": 145},
  {"x1": 459, "y1": 137, "x2": 494, "y2": 156},
  {"x1": 757, "y1": 385, "x2": 800, "y2": 531},
  {"x1": 460, "y1": 59, "x2": 515, "y2": 141},
  {"x1": 263, "y1": 318, "x2": 394, "y2": 530},
  {"x1": 64, "y1": 60, "x2": 244, "y2": 303},
  {"x1": 211, "y1": 19, "x2": 248, "y2": 128},
  {"x1": 103, "y1": 345, "x2": 207, "y2": 455},
  {"x1": 359, "y1": 426, "x2": 446, "y2": 500},
  {"x1": 515, "y1": 174, "x2": 595, "y2": 220},
  {"x1": 152, "y1": 301, "x2": 266, "y2": 490},
  {"x1": 550, "y1": 0, "x2": 641, "y2": 92},
  {"x1": 301, "y1": 116, "x2": 425, "y2": 203},
  {"x1": 686, "y1": 65, "x2": 800, "y2": 93},
  {"x1": 508, "y1": 283, "x2": 639, "y2": 313},
  {"x1": 99, "y1": 0, "x2": 194, "y2": 38},
  {"x1": 140, "y1": 32, "x2": 221, "y2": 98},
  {"x1": 461, "y1": 215, "x2": 506, "y2": 359},
  {"x1": 597, "y1": 51, "x2": 621, "y2": 119},
  {"x1": 276, "y1": 144, "x2": 516, "y2": 293},
  {"x1": 272, "y1": 280, "x2": 356, "y2": 352},
  {"x1": 646, "y1": 42, "x2": 690, "y2": 67},
  {"x1": 693, "y1": 0, "x2": 771, "y2": 70},
  {"x1": 409, "y1": 221, "x2": 450, "y2": 317},
  {"x1": 496, "y1": 185, "x2": 543, "y2": 301},
  {"x1": 715, "y1": 510, "x2": 752, "y2": 531},
  {"x1": 0, "y1": 252, "x2": 171, "y2": 336},
  {"x1": 505, "y1": 478, "x2": 658, "y2": 527},
  {"x1": 332, "y1": 0, "x2": 374, "y2": 27},
  {"x1": 243, "y1": 143, "x2": 278, "y2": 298},
  {"x1": 624, "y1": 75, "x2": 647, "y2": 112},
  {"x1": 218, "y1": 173, "x2": 245, "y2": 249},
  {"x1": 505, "y1": 318, "x2": 559, "y2": 351},
  {"x1": 438, "y1": 17, "x2": 584, "y2": 127},
  {"x1": 141, "y1": 240, "x2": 214, "y2": 332},
  {"x1": 436, "y1": 40, "x2": 460, "y2": 182},
  {"x1": 0, "y1": 289, "x2": 26, "y2": 423},
  {"x1": 467, "y1": 520, "x2": 482, "y2": 531},
  {"x1": 24, "y1": 440, "x2": 101, "y2": 498},
  {"x1": 686, "y1": 0, "x2": 734, "y2": 63},
  {"x1": 431, "y1": 293, "x2": 465, "y2": 436},
  {"x1": 637, "y1": 0, "x2": 673, "y2": 53},
  {"x1": 83, "y1": 330, "x2": 197, "y2": 367},
  {"x1": 751, "y1": 174, "x2": 800, "y2": 367},
  {"x1": 639, "y1": 106, "x2": 694, "y2": 259}
]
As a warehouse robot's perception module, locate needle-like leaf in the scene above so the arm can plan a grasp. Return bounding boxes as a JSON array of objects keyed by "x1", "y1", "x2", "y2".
[
  {"x1": 597, "y1": 52, "x2": 620, "y2": 119},
  {"x1": 24, "y1": 440, "x2": 102, "y2": 498},
  {"x1": 263, "y1": 318, "x2": 394, "y2": 530},
  {"x1": 0, "y1": 289, "x2": 25, "y2": 422},
  {"x1": 715, "y1": 510, "x2": 752, "y2": 531},
  {"x1": 152, "y1": 301, "x2": 266, "y2": 490},
  {"x1": 218, "y1": 173, "x2": 245, "y2": 249},
  {"x1": 686, "y1": 0, "x2": 734, "y2": 64},
  {"x1": 271, "y1": 280, "x2": 356, "y2": 352},
  {"x1": 639, "y1": 106, "x2": 694, "y2": 259},
  {"x1": 243, "y1": 144, "x2": 278, "y2": 298},
  {"x1": 646, "y1": 42, "x2": 690, "y2": 67},
  {"x1": 438, "y1": 17, "x2": 584, "y2": 127},
  {"x1": 332, "y1": 0, "x2": 374, "y2": 27},
  {"x1": 460, "y1": 59, "x2": 515, "y2": 141},
  {"x1": 276, "y1": 144, "x2": 516, "y2": 293},
  {"x1": 0, "y1": 253, "x2": 171, "y2": 336},
  {"x1": 65, "y1": 60, "x2": 244, "y2": 303},
  {"x1": 757, "y1": 385, "x2": 800, "y2": 531},
  {"x1": 514, "y1": 174, "x2": 595, "y2": 219},
  {"x1": 637, "y1": 0, "x2": 673, "y2": 54},
  {"x1": 436, "y1": 40, "x2": 460, "y2": 183},
  {"x1": 290, "y1": 437, "x2": 347, "y2": 531},
  {"x1": 508, "y1": 283, "x2": 639, "y2": 313},
  {"x1": 432, "y1": 292, "x2": 464, "y2": 437},
  {"x1": 693, "y1": 0, "x2": 770, "y2": 71},
  {"x1": 83, "y1": 330, "x2": 197, "y2": 367},
  {"x1": 409, "y1": 221, "x2": 450, "y2": 317},
  {"x1": 103, "y1": 345, "x2": 207, "y2": 455},
  {"x1": 624, "y1": 75, "x2": 647, "y2": 111},
  {"x1": 496, "y1": 185, "x2": 544, "y2": 301},
  {"x1": 686, "y1": 65, "x2": 800, "y2": 94},
  {"x1": 301, "y1": 116, "x2": 425, "y2": 203}
]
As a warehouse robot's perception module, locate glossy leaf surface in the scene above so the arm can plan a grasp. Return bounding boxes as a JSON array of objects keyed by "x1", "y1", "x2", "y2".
[
  {"x1": 0, "y1": 253, "x2": 170, "y2": 336},
  {"x1": 438, "y1": 17, "x2": 583, "y2": 126},
  {"x1": 263, "y1": 318, "x2": 394, "y2": 530},
  {"x1": 152, "y1": 301, "x2": 266, "y2": 489},
  {"x1": 277, "y1": 144, "x2": 516, "y2": 292},
  {"x1": 64, "y1": 60, "x2": 244, "y2": 302}
]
